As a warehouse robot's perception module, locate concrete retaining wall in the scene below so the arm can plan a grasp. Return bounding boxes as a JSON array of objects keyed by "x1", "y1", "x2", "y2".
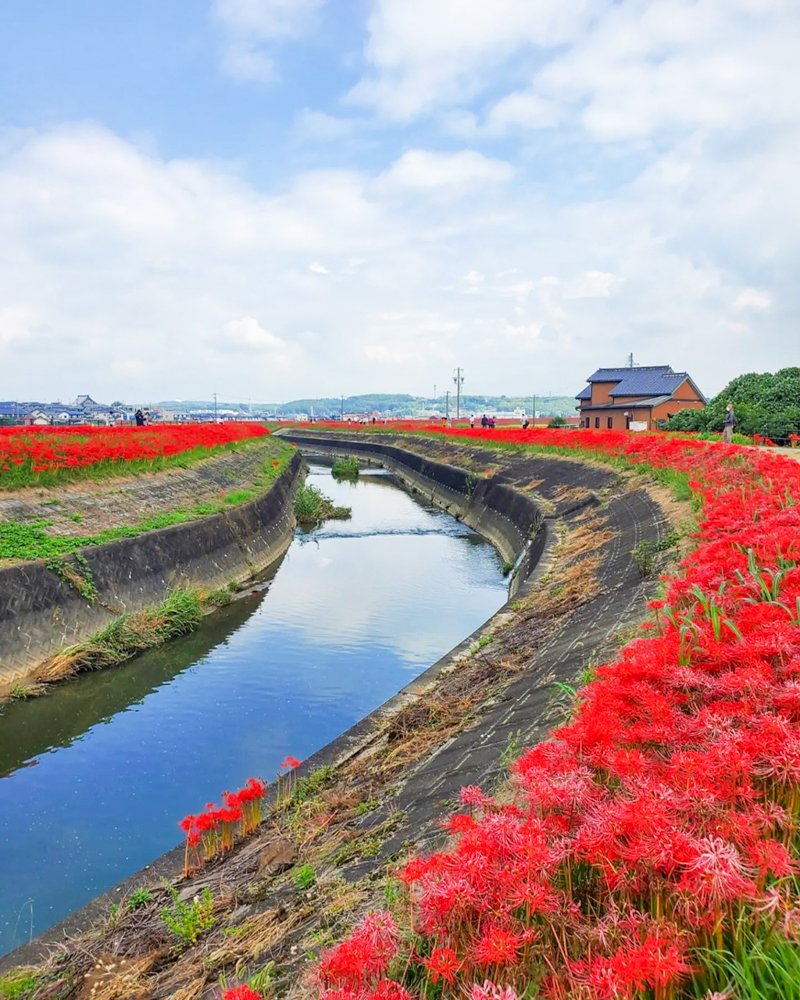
[{"x1": 0, "y1": 452, "x2": 304, "y2": 685}]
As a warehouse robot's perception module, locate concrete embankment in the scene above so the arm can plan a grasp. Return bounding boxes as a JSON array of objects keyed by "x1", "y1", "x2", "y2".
[{"x1": 0, "y1": 451, "x2": 304, "y2": 686}]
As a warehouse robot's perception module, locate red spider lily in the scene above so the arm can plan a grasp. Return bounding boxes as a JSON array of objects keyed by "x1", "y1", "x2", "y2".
[
  {"x1": 281, "y1": 755, "x2": 302, "y2": 768},
  {"x1": 179, "y1": 776, "x2": 267, "y2": 870},
  {"x1": 0, "y1": 422, "x2": 270, "y2": 489},
  {"x1": 222, "y1": 987, "x2": 263, "y2": 1000},
  {"x1": 309, "y1": 427, "x2": 800, "y2": 999},
  {"x1": 424, "y1": 945, "x2": 461, "y2": 984}
]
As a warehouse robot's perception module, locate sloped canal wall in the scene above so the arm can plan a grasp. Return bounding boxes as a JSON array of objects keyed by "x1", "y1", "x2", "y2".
[{"x1": 0, "y1": 452, "x2": 304, "y2": 686}]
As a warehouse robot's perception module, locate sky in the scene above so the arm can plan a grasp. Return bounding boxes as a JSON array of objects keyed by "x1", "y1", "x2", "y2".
[{"x1": 0, "y1": 0, "x2": 797, "y2": 404}]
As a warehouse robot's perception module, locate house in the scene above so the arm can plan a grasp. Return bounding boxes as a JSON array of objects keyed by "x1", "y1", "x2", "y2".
[
  {"x1": 576, "y1": 366, "x2": 706, "y2": 431},
  {"x1": 72, "y1": 394, "x2": 99, "y2": 414}
]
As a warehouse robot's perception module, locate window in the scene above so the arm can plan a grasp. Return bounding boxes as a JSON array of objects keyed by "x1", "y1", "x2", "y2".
[
  {"x1": 607, "y1": 417, "x2": 613, "y2": 429},
  {"x1": 594, "y1": 417, "x2": 600, "y2": 428}
]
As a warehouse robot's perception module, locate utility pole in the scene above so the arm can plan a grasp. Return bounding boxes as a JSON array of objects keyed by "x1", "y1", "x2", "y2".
[
  {"x1": 341, "y1": 395, "x2": 344, "y2": 420},
  {"x1": 213, "y1": 393, "x2": 217, "y2": 421},
  {"x1": 532, "y1": 394, "x2": 536, "y2": 422},
  {"x1": 453, "y1": 368, "x2": 464, "y2": 421},
  {"x1": 445, "y1": 391, "x2": 450, "y2": 419},
  {"x1": 433, "y1": 384, "x2": 437, "y2": 409}
]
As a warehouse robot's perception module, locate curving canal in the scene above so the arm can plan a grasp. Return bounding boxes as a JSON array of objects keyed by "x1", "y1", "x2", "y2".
[{"x1": 0, "y1": 461, "x2": 508, "y2": 956}]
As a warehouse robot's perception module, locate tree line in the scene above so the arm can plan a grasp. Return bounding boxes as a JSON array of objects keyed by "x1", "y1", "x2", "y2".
[{"x1": 668, "y1": 367, "x2": 800, "y2": 441}]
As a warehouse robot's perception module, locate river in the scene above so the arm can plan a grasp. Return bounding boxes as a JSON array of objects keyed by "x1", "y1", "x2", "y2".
[{"x1": 0, "y1": 461, "x2": 508, "y2": 955}]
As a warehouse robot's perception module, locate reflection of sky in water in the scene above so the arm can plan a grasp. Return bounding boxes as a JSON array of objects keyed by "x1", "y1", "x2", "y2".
[{"x1": 0, "y1": 464, "x2": 507, "y2": 954}]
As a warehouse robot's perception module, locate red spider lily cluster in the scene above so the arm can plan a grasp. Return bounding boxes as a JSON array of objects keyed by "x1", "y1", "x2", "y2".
[
  {"x1": 315, "y1": 428, "x2": 800, "y2": 999},
  {"x1": 0, "y1": 422, "x2": 269, "y2": 487},
  {"x1": 180, "y1": 778, "x2": 266, "y2": 875},
  {"x1": 179, "y1": 758, "x2": 301, "y2": 875}
]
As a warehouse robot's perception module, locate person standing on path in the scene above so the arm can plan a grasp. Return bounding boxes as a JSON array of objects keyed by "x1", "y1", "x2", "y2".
[{"x1": 723, "y1": 403, "x2": 735, "y2": 444}]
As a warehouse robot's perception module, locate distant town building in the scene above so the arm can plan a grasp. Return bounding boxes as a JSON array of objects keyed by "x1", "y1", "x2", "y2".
[{"x1": 576, "y1": 366, "x2": 706, "y2": 431}]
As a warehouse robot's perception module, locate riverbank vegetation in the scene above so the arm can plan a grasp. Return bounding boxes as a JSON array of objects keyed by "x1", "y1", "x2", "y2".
[
  {"x1": 667, "y1": 366, "x2": 800, "y2": 443},
  {"x1": 0, "y1": 423, "x2": 274, "y2": 491},
  {"x1": 331, "y1": 457, "x2": 360, "y2": 481},
  {"x1": 293, "y1": 484, "x2": 351, "y2": 526},
  {"x1": 0, "y1": 440, "x2": 293, "y2": 562},
  {"x1": 36, "y1": 587, "x2": 203, "y2": 682}
]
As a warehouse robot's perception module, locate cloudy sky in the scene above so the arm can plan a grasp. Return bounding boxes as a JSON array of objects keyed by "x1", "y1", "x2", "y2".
[{"x1": 0, "y1": 0, "x2": 797, "y2": 404}]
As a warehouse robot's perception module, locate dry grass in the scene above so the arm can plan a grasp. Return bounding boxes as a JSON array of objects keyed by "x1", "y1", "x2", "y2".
[{"x1": 77, "y1": 952, "x2": 159, "y2": 1000}]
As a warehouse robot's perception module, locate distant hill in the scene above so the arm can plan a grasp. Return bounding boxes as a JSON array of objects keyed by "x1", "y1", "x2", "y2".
[{"x1": 153, "y1": 393, "x2": 578, "y2": 418}]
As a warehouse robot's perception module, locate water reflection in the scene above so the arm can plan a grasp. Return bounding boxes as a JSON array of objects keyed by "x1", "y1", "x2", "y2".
[{"x1": 0, "y1": 463, "x2": 507, "y2": 954}]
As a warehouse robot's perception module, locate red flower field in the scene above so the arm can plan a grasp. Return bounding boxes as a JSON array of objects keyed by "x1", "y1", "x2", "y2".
[
  {"x1": 0, "y1": 422, "x2": 270, "y2": 489},
  {"x1": 305, "y1": 427, "x2": 800, "y2": 1000}
]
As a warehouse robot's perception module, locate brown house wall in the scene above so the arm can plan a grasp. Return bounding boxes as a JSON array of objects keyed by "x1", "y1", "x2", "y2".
[
  {"x1": 579, "y1": 397, "x2": 706, "y2": 431},
  {"x1": 590, "y1": 382, "x2": 616, "y2": 404}
]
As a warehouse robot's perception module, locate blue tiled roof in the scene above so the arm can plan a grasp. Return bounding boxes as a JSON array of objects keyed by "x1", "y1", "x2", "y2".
[
  {"x1": 577, "y1": 366, "x2": 705, "y2": 404},
  {"x1": 609, "y1": 371, "x2": 688, "y2": 397},
  {"x1": 586, "y1": 365, "x2": 673, "y2": 383}
]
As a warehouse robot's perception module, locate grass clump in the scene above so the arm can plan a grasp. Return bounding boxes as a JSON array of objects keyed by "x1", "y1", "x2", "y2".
[
  {"x1": 292, "y1": 765, "x2": 338, "y2": 804},
  {"x1": 331, "y1": 456, "x2": 360, "y2": 481},
  {"x1": 39, "y1": 587, "x2": 202, "y2": 679},
  {"x1": 294, "y1": 863, "x2": 317, "y2": 890},
  {"x1": 202, "y1": 586, "x2": 234, "y2": 608},
  {"x1": 695, "y1": 926, "x2": 800, "y2": 999},
  {"x1": 631, "y1": 539, "x2": 655, "y2": 576},
  {"x1": 0, "y1": 969, "x2": 39, "y2": 999},
  {"x1": 294, "y1": 484, "x2": 351, "y2": 526},
  {"x1": 127, "y1": 888, "x2": 152, "y2": 910},
  {"x1": 161, "y1": 886, "x2": 214, "y2": 946}
]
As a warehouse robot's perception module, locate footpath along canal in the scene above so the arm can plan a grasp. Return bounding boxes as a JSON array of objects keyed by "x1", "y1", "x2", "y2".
[{"x1": 0, "y1": 461, "x2": 508, "y2": 956}]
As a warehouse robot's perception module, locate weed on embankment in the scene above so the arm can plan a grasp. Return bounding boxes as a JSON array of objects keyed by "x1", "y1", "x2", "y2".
[{"x1": 36, "y1": 587, "x2": 203, "y2": 681}]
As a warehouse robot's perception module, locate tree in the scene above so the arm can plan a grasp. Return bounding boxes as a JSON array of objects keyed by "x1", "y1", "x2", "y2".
[{"x1": 667, "y1": 367, "x2": 800, "y2": 441}]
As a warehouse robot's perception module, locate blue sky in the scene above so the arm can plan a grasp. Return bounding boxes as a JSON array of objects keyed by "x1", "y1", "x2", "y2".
[{"x1": 0, "y1": 0, "x2": 797, "y2": 403}]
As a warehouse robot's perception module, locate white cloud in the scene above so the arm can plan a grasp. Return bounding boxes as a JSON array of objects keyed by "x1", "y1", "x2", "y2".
[
  {"x1": 0, "y1": 118, "x2": 797, "y2": 402},
  {"x1": 308, "y1": 262, "x2": 329, "y2": 274},
  {"x1": 563, "y1": 271, "x2": 623, "y2": 299},
  {"x1": 376, "y1": 149, "x2": 513, "y2": 193},
  {"x1": 0, "y1": 306, "x2": 37, "y2": 351},
  {"x1": 733, "y1": 288, "x2": 771, "y2": 310},
  {"x1": 293, "y1": 109, "x2": 359, "y2": 142},
  {"x1": 349, "y1": 0, "x2": 595, "y2": 120},
  {"x1": 213, "y1": 0, "x2": 325, "y2": 38},
  {"x1": 351, "y1": 0, "x2": 800, "y2": 150},
  {"x1": 219, "y1": 40, "x2": 276, "y2": 83},
  {"x1": 212, "y1": 0, "x2": 326, "y2": 82},
  {"x1": 220, "y1": 316, "x2": 288, "y2": 354}
]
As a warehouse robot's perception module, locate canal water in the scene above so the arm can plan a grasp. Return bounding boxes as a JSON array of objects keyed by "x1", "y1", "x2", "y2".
[{"x1": 0, "y1": 462, "x2": 508, "y2": 955}]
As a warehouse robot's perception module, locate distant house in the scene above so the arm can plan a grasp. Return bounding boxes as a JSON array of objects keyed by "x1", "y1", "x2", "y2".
[
  {"x1": 72, "y1": 394, "x2": 99, "y2": 414},
  {"x1": 576, "y1": 366, "x2": 706, "y2": 431}
]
